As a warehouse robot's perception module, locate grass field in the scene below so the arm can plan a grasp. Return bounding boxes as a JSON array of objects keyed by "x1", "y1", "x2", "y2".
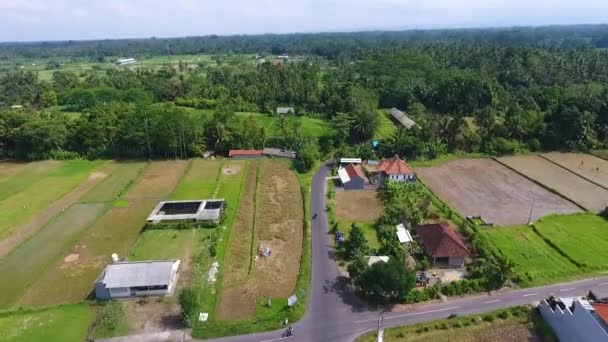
[
  {"x1": 0, "y1": 161, "x2": 62, "y2": 201},
  {"x1": 78, "y1": 162, "x2": 147, "y2": 202},
  {"x1": 375, "y1": 110, "x2": 397, "y2": 139},
  {"x1": 172, "y1": 159, "x2": 222, "y2": 199},
  {"x1": 484, "y1": 225, "x2": 579, "y2": 286},
  {"x1": 0, "y1": 160, "x2": 104, "y2": 239},
  {"x1": 357, "y1": 306, "x2": 555, "y2": 342},
  {"x1": 0, "y1": 202, "x2": 109, "y2": 308},
  {"x1": 236, "y1": 112, "x2": 334, "y2": 138},
  {"x1": 534, "y1": 214, "x2": 608, "y2": 269},
  {"x1": 0, "y1": 305, "x2": 95, "y2": 342}
]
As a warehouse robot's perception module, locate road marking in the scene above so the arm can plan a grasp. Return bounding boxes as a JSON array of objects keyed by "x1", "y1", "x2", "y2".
[
  {"x1": 260, "y1": 337, "x2": 293, "y2": 342},
  {"x1": 484, "y1": 300, "x2": 501, "y2": 304},
  {"x1": 354, "y1": 306, "x2": 461, "y2": 324},
  {"x1": 597, "y1": 282, "x2": 608, "y2": 286},
  {"x1": 559, "y1": 288, "x2": 576, "y2": 292},
  {"x1": 522, "y1": 293, "x2": 538, "y2": 297}
]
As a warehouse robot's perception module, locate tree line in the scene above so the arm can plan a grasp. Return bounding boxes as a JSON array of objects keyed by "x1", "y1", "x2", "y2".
[{"x1": 1, "y1": 28, "x2": 608, "y2": 162}]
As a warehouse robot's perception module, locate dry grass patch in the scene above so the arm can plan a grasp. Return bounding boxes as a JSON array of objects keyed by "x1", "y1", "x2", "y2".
[
  {"x1": 334, "y1": 190, "x2": 381, "y2": 222},
  {"x1": 125, "y1": 160, "x2": 189, "y2": 200}
]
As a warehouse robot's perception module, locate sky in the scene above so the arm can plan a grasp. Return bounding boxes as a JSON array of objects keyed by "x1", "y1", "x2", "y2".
[{"x1": 1, "y1": 0, "x2": 608, "y2": 42}]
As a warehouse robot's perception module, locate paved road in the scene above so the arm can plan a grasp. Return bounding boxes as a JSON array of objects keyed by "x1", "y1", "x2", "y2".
[{"x1": 99, "y1": 163, "x2": 608, "y2": 342}]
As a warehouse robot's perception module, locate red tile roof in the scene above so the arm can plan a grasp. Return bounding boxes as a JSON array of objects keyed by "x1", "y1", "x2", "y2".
[
  {"x1": 377, "y1": 156, "x2": 414, "y2": 175},
  {"x1": 593, "y1": 303, "x2": 608, "y2": 326},
  {"x1": 229, "y1": 149, "x2": 263, "y2": 157},
  {"x1": 414, "y1": 222, "x2": 471, "y2": 259},
  {"x1": 344, "y1": 164, "x2": 367, "y2": 181}
]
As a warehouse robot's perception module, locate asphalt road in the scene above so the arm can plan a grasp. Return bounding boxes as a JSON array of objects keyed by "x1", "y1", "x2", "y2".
[{"x1": 100, "y1": 163, "x2": 608, "y2": 342}]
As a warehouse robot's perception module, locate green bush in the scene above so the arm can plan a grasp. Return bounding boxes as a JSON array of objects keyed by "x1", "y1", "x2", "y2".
[
  {"x1": 482, "y1": 314, "x2": 495, "y2": 322},
  {"x1": 100, "y1": 301, "x2": 123, "y2": 331},
  {"x1": 178, "y1": 287, "x2": 199, "y2": 327}
]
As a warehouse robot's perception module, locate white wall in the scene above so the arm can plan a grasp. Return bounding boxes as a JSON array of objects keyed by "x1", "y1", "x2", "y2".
[{"x1": 539, "y1": 299, "x2": 608, "y2": 342}]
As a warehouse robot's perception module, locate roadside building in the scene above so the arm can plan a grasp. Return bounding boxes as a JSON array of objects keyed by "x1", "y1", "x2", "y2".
[
  {"x1": 375, "y1": 155, "x2": 415, "y2": 182},
  {"x1": 396, "y1": 223, "x2": 413, "y2": 245},
  {"x1": 95, "y1": 260, "x2": 180, "y2": 300},
  {"x1": 276, "y1": 107, "x2": 295, "y2": 115},
  {"x1": 338, "y1": 163, "x2": 368, "y2": 191},
  {"x1": 262, "y1": 148, "x2": 296, "y2": 159},
  {"x1": 339, "y1": 158, "x2": 362, "y2": 165},
  {"x1": 389, "y1": 108, "x2": 417, "y2": 130},
  {"x1": 414, "y1": 222, "x2": 471, "y2": 267},
  {"x1": 539, "y1": 296, "x2": 608, "y2": 342},
  {"x1": 228, "y1": 149, "x2": 263, "y2": 159}
]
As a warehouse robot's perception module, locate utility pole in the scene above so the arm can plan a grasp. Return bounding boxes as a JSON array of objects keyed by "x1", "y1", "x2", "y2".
[
  {"x1": 377, "y1": 310, "x2": 385, "y2": 342},
  {"x1": 527, "y1": 198, "x2": 535, "y2": 225}
]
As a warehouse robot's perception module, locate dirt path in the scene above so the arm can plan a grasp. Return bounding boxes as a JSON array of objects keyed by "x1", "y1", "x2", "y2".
[{"x1": 0, "y1": 163, "x2": 114, "y2": 257}]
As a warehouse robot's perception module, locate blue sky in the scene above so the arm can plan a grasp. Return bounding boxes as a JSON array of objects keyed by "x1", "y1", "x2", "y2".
[{"x1": 1, "y1": 0, "x2": 607, "y2": 42}]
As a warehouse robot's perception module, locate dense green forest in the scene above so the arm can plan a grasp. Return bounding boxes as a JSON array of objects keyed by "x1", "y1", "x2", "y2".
[{"x1": 1, "y1": 25, "x2": 608, "y2": 163}]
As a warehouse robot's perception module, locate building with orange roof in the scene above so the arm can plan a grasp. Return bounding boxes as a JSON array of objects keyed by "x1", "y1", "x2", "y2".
[
  {"x1": 337, "y1": 163, "x2": 368, "y2": 190},
  {"x1": 374, "y1": 155, "x2": 416, "y2": 183}
]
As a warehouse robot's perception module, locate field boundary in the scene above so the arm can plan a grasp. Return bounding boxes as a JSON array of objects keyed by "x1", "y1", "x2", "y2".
[
  {"x1": 492, "y1": 157, "x2": 587, "y2": 212},
  {"x1": 537, "y1": 154, "x2": 608, "y2": 191},
  {"x1": 591, "y1": 151, "x2": 608, "y2": 162},
  {"x1": 529, "y1": 224, "x2": 584, "y2": 268},
  {"x1": 248, "y1": 160, "x2": 262, "y2": 276}
]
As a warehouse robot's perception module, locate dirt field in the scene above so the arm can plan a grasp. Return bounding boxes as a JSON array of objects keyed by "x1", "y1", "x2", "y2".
[
  {"x1": 218, "y1": 160, "x2": 303, "y2": 319},
  {"x1": 541, "y1": 152, "x2": 608, "y2": 189},
  {"x1": 498, "y1": 155, "x2": 608, "y2": 212},
  {"x1": 334, "y1": 190, "x2": 382, "y2": 222},
  {"x1": 125, "y1": 160, "x2": 189, "y2": 200},
  {"x1": 417, "y1": 158, "x2": 581, "y2": 226}
]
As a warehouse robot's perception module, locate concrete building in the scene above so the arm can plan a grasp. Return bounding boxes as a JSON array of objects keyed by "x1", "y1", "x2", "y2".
[
  {"x1": 539, "y1": 296, "x2": 608, "y2": 342},
  {"x1": 147, "y1": 199, "x2": 225, "y2": 223},
  {"x1": 414, "y1": 222, "x2": 471, "y2": 267},
  {"x1": 338, "y1": 164, "x2": 368, "y2": 191},
  {"x1": 115, "y1": 58, "x2": 136, "y2": 66},
  {"x1": 95, "y1": 260, "x2": 180, "y2": 300}
]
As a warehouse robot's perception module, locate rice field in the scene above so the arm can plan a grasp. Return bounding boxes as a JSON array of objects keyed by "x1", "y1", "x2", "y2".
[{"x1": 172, "y1": 159, "x2": 222, "y2": 199}]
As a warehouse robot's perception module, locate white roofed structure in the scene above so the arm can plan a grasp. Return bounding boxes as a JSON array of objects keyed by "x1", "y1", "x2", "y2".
[
  {"x1": 339, "y1": 158, "x2": 362, "y2": 164},
  {"x1": 337, "y1": 167, "x2": 350, "y2": 184},
  {"x1": 389, "y1": 108, "x2": 417, "y2": 130},
  {"x1": 366, "y1": 256, "x2": 390, "y2": 266},
  {"x1": 95, "y1": 260, "x2": 180, "y2": 299},
  {"x1": 396, "y1": 223, "x2": 413, "y2": 244}
]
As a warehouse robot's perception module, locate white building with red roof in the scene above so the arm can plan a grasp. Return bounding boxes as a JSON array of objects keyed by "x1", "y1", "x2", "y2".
[{"x1": 375, "y1": 155, "x2": 416, "y2": 182}]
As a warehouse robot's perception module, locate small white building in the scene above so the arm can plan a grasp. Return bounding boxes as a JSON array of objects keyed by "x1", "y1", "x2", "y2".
[
  {"x1": 95, "y1": 260, "x2": 180, "y2": 300},
  {"x1": 147, "y1": 199, "x2": 225, "y2": 223},
  {"x1": 115, "y1": 58, "x2": 136, "y2": 66},
  {"x1": 339, "y1": 158, "x2": 362, "y2": 165},
  {"x1": 366, "y1": 256, "x2": 389, "y2": 266},
  {"x1": 539, "y1": 296, "x2": 608, "y2": 342},
  {"x1": 396, "y1": 223, "x2": 413, "y2": 244},
  {"x1": 276, "y1": 107, "x2": 295, "y2": 115}
]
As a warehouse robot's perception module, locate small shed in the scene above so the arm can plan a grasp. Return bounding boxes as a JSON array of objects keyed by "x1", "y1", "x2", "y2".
[
  {"x1": 276, "y1": 107, "x2": 295, "y2": 115},
  {"x1": 95, "y1": 260, "x2": 180, "y2": 300},
  {"x1": 366, "y1": 256, "x2": 390, "y2": 266},
  {"x1": 338, "y1": 164, "x2": 368, "y2": 190},
  {"x1": 396, "y1": 223, "x2": 413, "y2": 244},
  {"x1": 389, "y1": 108, "x2": 417, "y2": 129},
  {"x1": 262, "y1": 148, "x2": 296, "y2": 159},
  {"x1": 229, "y1": 149, "x2": 263, "y2": 159},
  {"x1": 339, "y1": 158, "x2": 362, "y2": 165}
]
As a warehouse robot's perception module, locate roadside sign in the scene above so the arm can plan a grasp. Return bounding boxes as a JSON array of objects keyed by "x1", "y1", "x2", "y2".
[{"x1": 288, "y1": 294, "x2": 298, "y2": 307}]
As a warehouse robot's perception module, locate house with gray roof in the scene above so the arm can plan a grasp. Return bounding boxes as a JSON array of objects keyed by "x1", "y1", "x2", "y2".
[
  {"x1": 389, "y1": 108, "x2": 417, "y2": 129},
  {"x1": 95, "y1": 260, "x2": 180, "y2": 299}
]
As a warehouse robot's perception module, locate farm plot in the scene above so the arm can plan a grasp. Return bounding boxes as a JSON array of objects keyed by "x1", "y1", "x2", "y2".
[
  {"x1": 124, "y1": 160, "x2": 189, "y2": 200},
  {"x1": 334, "y1": 190, "x2": 381, "y2": 222},
  {"x1": 417, "y1": 159, "x2": 581, "y2": 226},
  {"x1": 0, "y1": 304, "x2": 95, "y2": 342},
  {"x1": 484, "y1": 226, "x2": 579, "y2": 286},
  {"x1": 172, "y1": 159, "x2": 222, "y2": 199},
  {"x1": 540, "y1": 152, "x2": 608, "y2": 189},
  {"x1": 534, "y1": 213, "x2": 608, "y2": 269},
  {"x1": 19, "y1": 161, "x2": 188, "y2": 307},
  {"x1": 0, "y1": 160, "x2": 105, "y2": 240},
  {"x1": 0, "y1": 160, "x2": 62, "y2": 200},
  {"x1": 498, "y1": 155, "x2": 608, "y2": 212},
  {"x1": 0, "y1": 202, "x2": 109, "y2": 308},
  {"x1": 78, "y1": 161, "x2": 148, "y2": 203}
]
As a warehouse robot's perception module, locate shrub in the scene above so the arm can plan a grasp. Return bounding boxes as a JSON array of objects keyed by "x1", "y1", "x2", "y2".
[
  {"x1": 100, "y1": 301, "x2": 123, "y2": 331},
  {"x1": 497, "y1": 311, "x2": 510, "y2": 319},
  {"x1": 482, "y1": 314, "x2": 495, "y2": 322},
  {"x1": 178, "y1": 288, "x2": 199, "y2": 327}
]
